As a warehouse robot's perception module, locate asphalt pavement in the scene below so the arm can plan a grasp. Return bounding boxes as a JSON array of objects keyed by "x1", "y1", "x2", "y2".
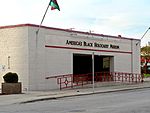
[{"x1": 0, "y1": 78, "x2": 150, "y2": 105}]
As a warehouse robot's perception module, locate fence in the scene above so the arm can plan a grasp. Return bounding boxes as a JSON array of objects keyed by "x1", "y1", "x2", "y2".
[{"x1": 45, "y1": 72, "x2": 144, "y2": 90}]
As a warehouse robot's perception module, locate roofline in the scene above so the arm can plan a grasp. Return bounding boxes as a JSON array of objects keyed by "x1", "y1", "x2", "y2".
[{"x1": 0, "y1": 23, "x2": 140, "y2": 41}]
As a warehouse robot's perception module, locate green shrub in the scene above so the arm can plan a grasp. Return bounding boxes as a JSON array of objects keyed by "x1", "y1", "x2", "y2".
[
  {"x1": 3, "y1": 72, "x2": 18, "y2": 83},
  {"x1": 144, "y1": 74, "x2": 150, "y2": 78}
]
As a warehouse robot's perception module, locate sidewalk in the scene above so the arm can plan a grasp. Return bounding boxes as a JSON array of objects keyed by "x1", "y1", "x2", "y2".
[{"x1": 0, "y1": 78, "x2": 150, "y2": 105}]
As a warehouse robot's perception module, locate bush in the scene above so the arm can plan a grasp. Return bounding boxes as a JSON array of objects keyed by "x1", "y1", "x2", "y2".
[
  {"x1": 3, "y1": 72, "x2": 18, "y2": 83},
  {"x1": 144, "y1": 74, "x2": 150, "y2": 78}
]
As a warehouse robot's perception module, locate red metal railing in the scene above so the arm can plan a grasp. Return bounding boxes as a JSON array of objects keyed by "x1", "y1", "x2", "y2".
[{"x1": 46, "y1": 72, "x2": 144, "y2": 90}]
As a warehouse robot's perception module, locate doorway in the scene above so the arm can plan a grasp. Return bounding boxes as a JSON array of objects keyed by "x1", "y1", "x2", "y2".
[
  {"x1": 73, "y1": 54, "x2": 92, "y2": 75},
  {"x1": 73, "y1": 54, "x2": 111, "y2": 74},
  {"x1": 73, "y1": 54, "x2": 112, "y2": 81}
]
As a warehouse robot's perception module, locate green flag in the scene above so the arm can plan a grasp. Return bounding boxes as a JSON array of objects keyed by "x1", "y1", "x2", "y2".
[{"x1": 49, "y1": 0, "x2": 60, "y2": 11}]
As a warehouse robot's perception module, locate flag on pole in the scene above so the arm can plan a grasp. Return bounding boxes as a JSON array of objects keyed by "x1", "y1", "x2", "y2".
[{"x1": 49, "y1": 0, "x2": 60, "y2": 11}]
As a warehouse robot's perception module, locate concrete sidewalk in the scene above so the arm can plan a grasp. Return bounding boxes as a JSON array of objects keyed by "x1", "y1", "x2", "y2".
[{"x1": 0, "y1": 78, "x2": 150, "y2": 105}]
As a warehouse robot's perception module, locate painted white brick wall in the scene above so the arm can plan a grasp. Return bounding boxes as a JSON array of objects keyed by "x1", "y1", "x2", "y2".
[
  {"x1": 27, "y1": 26, "x2": 141, "y2": 90},
  {"x1": 0, "y1": 24, "x2": 141, "y2": 91},
  {"x1": 0, "y1": 26, "x2": 29, "y2": 90},
  {"x1": 132, "y1": 40, "x2": 141, "y2": 73}
]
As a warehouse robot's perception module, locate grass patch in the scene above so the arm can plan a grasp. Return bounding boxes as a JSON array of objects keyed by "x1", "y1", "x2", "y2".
[{"x1": 144, "y1": 74, "x2": 150, "y2": 78}]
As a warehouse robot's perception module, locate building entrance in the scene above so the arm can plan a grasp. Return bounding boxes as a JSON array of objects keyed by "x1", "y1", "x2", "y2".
[
  {"x1": 73, "y1": 54, "x2": 92, "y2": 75},
  {"x1": 73, "y1": 54, "x2": 112, "y2": 81}
]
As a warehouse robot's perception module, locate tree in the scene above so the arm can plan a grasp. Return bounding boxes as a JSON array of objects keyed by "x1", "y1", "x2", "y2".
[{"x1": 141, "y1": 45, "x2": 150, "y2": 74}]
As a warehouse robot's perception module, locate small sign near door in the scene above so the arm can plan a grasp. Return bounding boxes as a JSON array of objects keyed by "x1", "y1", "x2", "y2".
[{"x1": 0, "y1": 65, "x2": 5, "y2": 72}]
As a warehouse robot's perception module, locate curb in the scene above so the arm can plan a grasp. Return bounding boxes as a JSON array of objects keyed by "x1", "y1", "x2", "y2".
[{"x1": 20, "y1": 86, "x2": 150, "y2": 104}]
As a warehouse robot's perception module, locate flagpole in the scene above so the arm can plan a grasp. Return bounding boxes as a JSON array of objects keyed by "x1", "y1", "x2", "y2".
[
  {"x1": 36, "y1": 0, "x2": 51, "y2": 35},
  {"x1": 36, "y1": 0, "x2": 51, "y2": 49}
]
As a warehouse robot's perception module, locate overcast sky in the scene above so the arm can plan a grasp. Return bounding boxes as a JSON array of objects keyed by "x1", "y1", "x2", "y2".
[{"x1": 0, "y1": 0, "x2": 150, "y2": 46}]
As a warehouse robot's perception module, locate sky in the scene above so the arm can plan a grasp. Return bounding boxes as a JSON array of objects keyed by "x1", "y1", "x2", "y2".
[{"x1": 0, "y1": 0, "x2": 150, "y2": 46}]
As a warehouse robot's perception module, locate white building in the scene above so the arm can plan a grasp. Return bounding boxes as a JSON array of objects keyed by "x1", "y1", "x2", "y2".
[{"x1": 0, "y1": 24, "x2": 141, "y2": 91}]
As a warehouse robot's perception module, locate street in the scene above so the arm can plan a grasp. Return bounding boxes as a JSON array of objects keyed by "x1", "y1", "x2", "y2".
[{"x1": 0, "y1": 88, "x2": 150, "y2": 113}]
